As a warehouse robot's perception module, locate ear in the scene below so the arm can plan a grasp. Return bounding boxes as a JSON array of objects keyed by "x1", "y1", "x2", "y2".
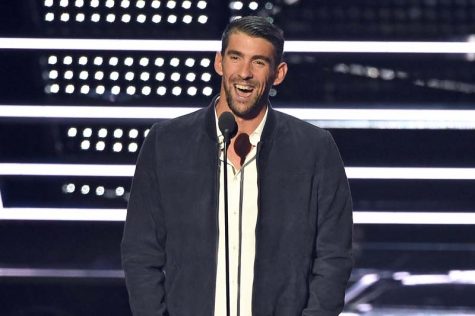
[
  {"x1": 272, "y1": 61, "x2": 288, "y2": 86},
  {"x1": 214, "y1": 52, "x2": 223, "y2": 76}
]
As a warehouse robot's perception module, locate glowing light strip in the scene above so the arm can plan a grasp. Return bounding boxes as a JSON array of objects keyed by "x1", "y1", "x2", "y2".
[
  {"x1": 0, "y1": 208, "x2": 126, "y2": 221},
  {"x1": 394, "y1": 270, "x2": 475, "y2": 286},
  {"x1": 1, "y1": 164, "x2": 475, "y2": 180},
  {"x1": 0, "y1": 268, "x2": 124, "y2": 278},
  {"x1": 354, "y1": 212, "x2": 475, "y2": 225},
  {"x1": 2, "y1": 105, "x2": 475, "y2": 129},
  {"x1": 1, "y1": 38, "x2": 475, "y2": 53},
  {"x1": 2, "y1": 208, "x2": 475, "y2": 224}
]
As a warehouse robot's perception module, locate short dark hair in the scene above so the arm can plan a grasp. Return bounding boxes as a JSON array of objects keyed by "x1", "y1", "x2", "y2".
[{"x1": 221, "y1": 16, "x2": 285, "y2": 65}]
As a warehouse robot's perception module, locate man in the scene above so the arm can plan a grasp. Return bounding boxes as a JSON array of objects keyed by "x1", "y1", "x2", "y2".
[{"x1": 121, "y1": 16, "x2": 353, "y2": 316}]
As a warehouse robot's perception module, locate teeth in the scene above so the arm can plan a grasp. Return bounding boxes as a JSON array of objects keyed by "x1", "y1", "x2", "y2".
[{"x1": 235, "y1": 84, "x2": 253, "y2": 92}]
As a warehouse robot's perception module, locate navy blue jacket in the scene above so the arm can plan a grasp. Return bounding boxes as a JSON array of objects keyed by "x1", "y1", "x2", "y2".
[{"x1": 121, "y1": 101, "x2": 353, "y2": 316}]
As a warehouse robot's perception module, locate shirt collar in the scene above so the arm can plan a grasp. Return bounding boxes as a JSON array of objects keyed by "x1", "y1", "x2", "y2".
[{"x1": 215, "y1": 103, "x2": 268, "y2": 148}]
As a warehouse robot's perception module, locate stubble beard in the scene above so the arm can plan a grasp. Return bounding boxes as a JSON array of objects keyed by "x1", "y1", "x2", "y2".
[{"x1": 223, "y1": 81, "x2": 267, "y2": 120}]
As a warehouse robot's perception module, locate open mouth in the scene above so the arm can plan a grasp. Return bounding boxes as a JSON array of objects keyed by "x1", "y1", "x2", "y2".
[{"x1": 234, "y1": 84, "x2": 254, "y2": 98}]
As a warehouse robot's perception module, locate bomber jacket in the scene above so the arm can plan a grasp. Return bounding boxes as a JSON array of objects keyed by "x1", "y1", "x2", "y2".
[{"x1": 121, "y1": 99, "x2": 353, "y2": 316}]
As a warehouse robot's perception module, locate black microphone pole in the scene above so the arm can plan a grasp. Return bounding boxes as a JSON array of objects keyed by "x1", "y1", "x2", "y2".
[{"x1": 218, "y1": 112, "x2": 237, "y2": 316}]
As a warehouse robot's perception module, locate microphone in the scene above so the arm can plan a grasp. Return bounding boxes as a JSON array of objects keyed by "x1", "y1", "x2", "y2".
[
  {"x1": 218, "y1": 111, "x2": 237, "y2": 144},
  {"x1": 217, "y1": 111, "x2": 237, "y2": 316}
]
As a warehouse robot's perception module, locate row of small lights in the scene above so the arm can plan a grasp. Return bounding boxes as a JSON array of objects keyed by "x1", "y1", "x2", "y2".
[
  {"x1": 44, "y1": 12, "x2": 209, "y2": 24},
  {"x1": 47, "y1": 70, "x2": 212, "y2": 82},
  {"x1": 46, "y1": 83, "x2": 213, "y2": 96},
  {"x1": 68, "y1": 127, "x2": 147, "y2": 152},
  {"x1": 45, "y1": 0, "x2": 207, "y2": 10},
  {"x1": 47, "y1": 55, "x2": 212, "y2": 68},
  {"x1": 62, "y1": 183, "x2": 127, "y2": 197}
]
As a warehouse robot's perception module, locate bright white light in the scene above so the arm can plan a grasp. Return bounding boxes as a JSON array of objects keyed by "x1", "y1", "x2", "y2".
[
  {"x1": 151, "y1": 0, "x2": 161, "y2": 8},
  {"x1": 142, "y1": 86, "x2": 151, "y2": 95},
  {"x1": 140, "y1": 72, "x2": 150, "y2": 81},
  {"x1": 120, "y1": 0, "x2": 130, "y2": 8},
  {"x1": 45, "y1": 13, "x2": 55, "y2": 22},
  {"x1": 155, "y1": 72, "x2": 165, "y2": 81},
  {"x1": 115, "y1": 187, "x2": 125, "y2": 196},
  {"x1": 182, "y1": 15, "x2": 193, "y2": 24},
  {"x1": 63, "y1": 56, "x2": 73, "y2": 65},
  {"x1": 94, "y1": 71, "x2": 104, "y2": 80},
  {"x1": 98, "y1": 128, "x2": 107, "y2": 138},
  {"x1": 144, "y1": 129, "x2": 149, "y2": 137},
  {"x1": 203, "y1": 86, "x2": 212, "y2": 96},
  {"x1": 128, "y1": 142, "x2": 138, "y2": 152},
  {"x1": 65, "y1": 84, "x2": 75, "y2": 94},
  {"x1": 75, "y1": 0, "x2": 84, "y2": 7},
  {"x1": 50, "y1": 84, "x2": 60, "y2": 93},
  {"x1": 186, "y1": 73, "x2": 196, "y2": 82},
  {"x1": 95, "y1": 141, "x2": 105, "y2": 151},
  {"x1": 171, "y1": 72, "x2": 180, "y2": 81},
  {"x1": 185, "y1": 58, "x2": 195, "y2": 67},
  {"x1": 152, "y1": 14, "x2": 161, "y2": 23},
  {"x1": 139, "y1": 57, "x2": 149, "y2": 66},
  {"x1": 201, "y1": 72, "x2": 211, "y2": 82},
  {"x1": 65, "y1": 183, "x2": 75, "y2": 193},
  {"x1": 198, "y1": 15, "x2": 208, "y2": 24},
  {"x1": 200, "y1": 58, "x2": 210, "y2": 67},
  {"x1": 64, "y1": 70, "x2": 74, "y2": 80},
  {"x1": 172, "y1": 86, "x2": 182, "y2": 96},
  {"x1": 125, "y1": 72, "x2": 134, "y2": 81},
  {"x1": 128, "y1": 129, "x2": 138, "y2": 138},
  {"x1": 95, "y1": 85, "x2": 105, "y2": 95},
  {"x1": 82, "y1": 127, "x2": 92, "y2": 137},
  {"x1": 80, "y1": 85, "x2": 90, "y2": 94},
  {"x1": 230, "y1": 1, "x2": 243, "y2": 10},
  {"x1": 111, "y1": 86, "x2": 121, "y2": 95},
  {"x1": 96, "y1": 186, "x2": 105, "y2": 196},
  {"x1": 49, "y1": 70, "x2": 58, "y2": 79},
  {"x1": 182, "y1": 0, "x2": 191, "y2": 9},
  {"x1": 79, "y1": 71, "x2": 88, "y2": 80},
  {"x1": 75, "y1": 13, "x2": 85, "y2": 22},
  {"x1": 60, "y1": 0, "x2": 69, "y2": 7},
  {"x1": 170, "y1": 57, "x2": 180, "y2": 67},
  {"x1": 157, "y1": 86, "x2": 166, "y2": 95},
  {"x1": 113, "y1": 142, "x2": 123, "y2": 152},
  {"x1": 110, "y1": 71, "x2": 119, "y2": 81},
  {"x1": 166, "y1": 0, "x2": 176, "y2": 9},
  {"x1": 197, "y1": 0, "x2": 207, "y2": 9},
  {"x1": 81, "y1": 140, "x2": 90, "y2": 150},
  {"x1": 121, "y1": 14, "x2": 131, "y2": 23},
  {"x1": 124, "y1": 57, "x2": 134, "y2": 66},
  {"x1": 105, "y1": 0, "x2": 114, "y2": 8},
  {"x1": 106, "y1": 14, "x2": 116, "y2": 22},
  {"x1": 249, "y1": 1, "x2": 258, "y2": 10},
  {"x1": 154, "y1": 57, "x2": 164, "y2": 66},
  {"x1": 60, "y1": 13, "x2": 70, "y2": 22},
  {"x1": 114, "y1": 128, "x2": 123, "y2": 138},
  {"x1": 167, "y1": 15, "x2": 177, "y2": 24},
  {"x1": 127, "y1": 86, "x2": 136, "y2": 95},
  {"x1": 136, "y1": 0, "x2": 145, "y2": 8},
  {"x1": 91, "y1": 13, "x2": 100, "y2": 22},
  {"x1": 0, "y1": 208, "x2": 126, "y2": 221},
  {"x1": 187, "y1": 86, "x2": 197, "y2": 96},
  {"x1": 93, "y1": 56, "x2": 103, "y2": 66},
  {"x1": 137, "y1": 14, "x2": 146, "y2": 23},
  {"x1": 354, "y1": 212, "x2": 475, "y2": 225},
  {"x1": 109, "y1": 57, "x2": 118, "y2": 66},
  {"x1": 67, "y1": 127, "x2": 77, "y2": 137},
  {"x1": 0, "y1": 163, "x2": 135, "y2": 177},
  {"x1": 48, "y1": 56, "x2": 57, "y2": 64},
  {"x1": 90, "y1": 0, "x2": 99, "y2": 7},
  {"x1": 81, "y1": 185, "x2": 90, "y2": 194},
  {"x1": 78, "y1": 56, "x2": 88, "y2": 65},
  {"x1": 44, "y1": 0, "x2": 53, "y2": 7}
]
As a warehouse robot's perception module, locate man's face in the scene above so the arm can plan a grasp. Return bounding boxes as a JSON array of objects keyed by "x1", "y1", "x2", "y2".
[{"x1": 214, "y1": 31, "x2": 287, "y2": 119}]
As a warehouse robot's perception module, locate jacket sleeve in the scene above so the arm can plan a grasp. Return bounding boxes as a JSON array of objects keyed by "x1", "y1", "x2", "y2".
[
  {"x1": 302, "y1": 130, "x2": 353, "y2": 316},
  {"x1": 121, "y1": 124, "x2": 168, "y2": 316}
]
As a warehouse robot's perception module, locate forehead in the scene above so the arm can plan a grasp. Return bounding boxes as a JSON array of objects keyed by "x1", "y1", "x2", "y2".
[{"x1": 225, "y1": 31, "x2": 276, "y2": 60}]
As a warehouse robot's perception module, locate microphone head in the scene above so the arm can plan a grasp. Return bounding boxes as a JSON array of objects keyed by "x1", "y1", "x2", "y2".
[{"x1": 218, "y1": 111, "x2": 237, "y2": 142}]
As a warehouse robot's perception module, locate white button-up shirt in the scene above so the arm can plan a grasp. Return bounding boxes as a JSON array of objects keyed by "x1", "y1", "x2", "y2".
[{"x1": 214, "y1": 108, "x2": 268, "y2": 316}]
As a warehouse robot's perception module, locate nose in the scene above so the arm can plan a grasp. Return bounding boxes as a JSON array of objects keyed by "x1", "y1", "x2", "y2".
[{"x1": 238, "y1": 61, "x2": 253, "y2": 79}]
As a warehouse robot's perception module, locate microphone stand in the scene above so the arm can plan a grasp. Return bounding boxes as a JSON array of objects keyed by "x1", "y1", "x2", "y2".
[{"x1": 223, "y1": 132, "x2": 231, "y2": 316}]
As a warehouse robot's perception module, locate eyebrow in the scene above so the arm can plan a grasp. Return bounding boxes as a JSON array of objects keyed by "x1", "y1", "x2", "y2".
[{"x1": 226, "y1": 49, "x2": 272, "y2": 64}]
